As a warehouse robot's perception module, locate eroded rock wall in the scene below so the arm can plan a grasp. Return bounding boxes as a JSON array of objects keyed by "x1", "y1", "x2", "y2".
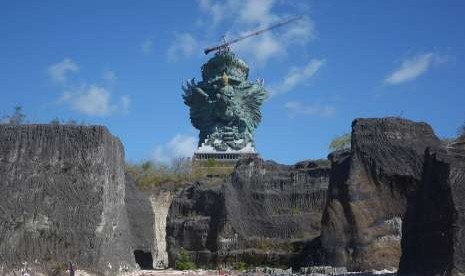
[
  {"x1": 166, "y1": 157, "x2": 330, "y2": 268},
  {"x1": 150, "y1": 191, "x2": 174, "y2": 268},
  {"x1": 125, "y1": 174, "x2": 156, "y2": 268},
  {"x1": 321, "y1": 118, "x2": 442, "y2": 271},
  {"x1": 398, "y1": 139, "x2": 465, "y2": 276},
  {"x1": 0, "y1": 125, "x2": 136, "y2": 275}
]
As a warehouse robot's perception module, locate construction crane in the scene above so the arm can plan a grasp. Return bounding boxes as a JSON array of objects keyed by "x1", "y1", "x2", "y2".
[{"x1": 203, "y1": 16, "x2": 303, "y2": 55}]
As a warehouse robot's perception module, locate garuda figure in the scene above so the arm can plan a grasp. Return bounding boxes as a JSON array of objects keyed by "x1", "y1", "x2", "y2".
[{"x1": 182, "y1": 50, "x2": 267, "y2": 152}]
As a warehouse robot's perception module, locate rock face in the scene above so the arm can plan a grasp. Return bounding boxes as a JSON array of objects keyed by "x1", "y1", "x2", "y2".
[
  {"x1": 125, "y1": 174, "x2": 156, "y2": 269},
  {"x1": 321, "y1": 118, "x2": 442, "y2": 271},
  {"x1": 0, "y1": 125, "x2": 136, "y2": 275},
  {"x1": 150, "y1": 191, "x2": 174, "y2": 268},
  {"x1": 399, "y1": 138, "x2": 465, "y2": 276},
  {"x1": 166, "y1": 157, "x2": 330, "y2": 268}
]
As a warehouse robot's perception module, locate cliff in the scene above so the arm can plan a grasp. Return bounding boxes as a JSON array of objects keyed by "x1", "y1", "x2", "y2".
[
  {"x1": 320, "y1": 118, "x2": 442, "y2": 271},
  {"x1": 0, "y1": 125, "x2": 137, "y2": 275},
  {"x1": 398, "y1": 136, "x2": 465, "y2": 276},
  {"x1": 166, "y1": 157, "x2": 330, "y2": 268},
  {"x1": 125, "y1": 174, "x2": 156, "y2": 269}
]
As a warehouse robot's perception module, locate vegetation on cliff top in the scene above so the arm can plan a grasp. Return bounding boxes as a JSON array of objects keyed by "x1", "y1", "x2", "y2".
[
  {"x1": 125, "y1": 158, "x2": 197, "y2": 190},
  {"x1": 329, "y1": 133, "x2": 351, "y2": 151}
]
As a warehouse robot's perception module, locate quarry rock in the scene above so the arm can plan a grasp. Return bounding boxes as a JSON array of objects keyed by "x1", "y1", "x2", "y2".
[
  {"x1": 0, "y1": 125, "x2": 136, "y2": 275},
  {"x1": 125, "y1": 174, "x2": 156, "y2": 269},
  {"x1": 398, "y1": 142, "x2": 465, "y2": 276},
  {"x1": 150, "y1": 190, "x2": 174, "y2": 268},
  {"x1": 321, "y1": 117, "x2": 442, "y2": 271},
  {"x1": 166, "y1": 157, "x2": 330, "y2": 268}
]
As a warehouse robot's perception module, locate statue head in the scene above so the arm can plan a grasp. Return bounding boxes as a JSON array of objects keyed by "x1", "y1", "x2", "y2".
[{"x1": 201, "y1": 51, "x2": 249, "y2": 83}]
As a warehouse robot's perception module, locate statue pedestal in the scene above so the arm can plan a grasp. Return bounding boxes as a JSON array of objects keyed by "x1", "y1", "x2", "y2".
[
  {"x1": 192, "y1": 143, "x2": 258, "y2": 176},
  {"x1": 193, "y1": 142, "x2": 257, "y2": 161},
  {"x1": 193, "y1": 152, "x2": 257, "y2": 161}
]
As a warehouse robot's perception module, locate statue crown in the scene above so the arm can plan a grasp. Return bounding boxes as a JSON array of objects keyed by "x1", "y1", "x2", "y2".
[{"x1": 201, "y1": 51, "x2": 249, "y2": 82}]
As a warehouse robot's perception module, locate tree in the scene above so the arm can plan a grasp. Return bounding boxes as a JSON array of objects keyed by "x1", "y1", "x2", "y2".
[
  {"x1": 50, "y1": 117, "x2": 61, "y2": 126},
  {"x1": 329, "y1": 133, "x2": 351, "y2": 151},
  {"x1": 2, "y1": 106, "x2": 26, "y2": 125},
  {"x1": 459, "y1": 122, "x2": 465, "y2": 138}
]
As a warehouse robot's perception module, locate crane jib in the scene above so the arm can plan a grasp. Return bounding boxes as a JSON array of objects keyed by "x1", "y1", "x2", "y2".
[{"x1": 203, "y1": 16, "x2": 302, "y2": 55}]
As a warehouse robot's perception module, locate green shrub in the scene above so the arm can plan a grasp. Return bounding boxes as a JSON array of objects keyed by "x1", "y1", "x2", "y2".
[
  {"x1": 1, "y1": 106, "x2": 26, "y2": 125},
  {"x1": 233, "y1": 261, "x2": 247, "y2": 271},
  {"x1": 175, "y1": 248, "x2": 196, "y2": 270},
  {"x1": 329, "y1": 133, "x2": 351, "y2": 151},
  {"x1": 291, "y1": 206, "x2": 300, "y2": 216},
  {"x1": 125, "y1": 158, "x2": 200, "y2": 190}
]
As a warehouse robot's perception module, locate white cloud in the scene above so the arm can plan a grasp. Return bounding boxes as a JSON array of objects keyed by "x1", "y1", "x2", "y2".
[
  {"x1": 285, "y1": 101, "x2": 335, "y2": 117},
  {"x1": 233, "y1": 32, "x2": 284, "y2": 65},
  {"x1": 198, "y1": 0, "x2": 235, "y2": 27},
  {"x1": 120, "y1": 96, "x2": 130, "y2": 114},
  {"x1": 238, "y1": 0, "x2": 276, "y2": 25},
  {"x1": 103, "y1": 69, "x2": 117, "y2": 83},
  {"x1": 141, "y1": 39, "x2": 153, "y2": 55},
  {"x1": 48, "y1": 58, "x2": 79, "y2": 83},
  {"x1": 270, "y1": 59, "x2": 325, "y2": 96},
  {"x1": 49, "y1": 58, "x2": 129, "y2": 117},
  {"x1": 384, "y1": 53, "x2": 438, "y2": 85},
  {"x1": 60, "y1": 85, "x2": 130, "y2": 117},
  {"x1": 153, "y1": 134, "x2": 198, "y2": 163},
  {"x1": 167, "y1": 33, "x2": 200, "y2": 61},
  {"x1": 195, "y1": 0, "x2": 315, "y2": 64}
]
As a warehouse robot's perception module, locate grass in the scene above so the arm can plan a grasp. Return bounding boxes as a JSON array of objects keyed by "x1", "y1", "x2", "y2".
[{"x1": 126, "y1": 157, "x2": 235, "y2": 191}]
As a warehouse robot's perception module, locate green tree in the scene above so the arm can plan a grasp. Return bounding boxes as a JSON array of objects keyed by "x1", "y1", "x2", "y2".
[
  {"x1": 2, "y1": 106, "x2": 26, "y2": 125},
  {"x1": 50, "y1": 117, "x2": 61, "y2": 126},
  {"x1": 459, "y1": 122, "x2": 465, "y2": 138},
  {"x1": 329, "y1": 133, "x2": 351, "y2": 151}
]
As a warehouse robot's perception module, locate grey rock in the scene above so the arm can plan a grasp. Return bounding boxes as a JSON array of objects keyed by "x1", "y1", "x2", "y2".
[
  {"x1": 321, "y1": 117, "x2": 442, "y2": 271},
  {"x1": 125, "y1": 173, "x2": 156, "y2": 269},
  {"x1": 0, "y1": 125, "x2": 136, "y2": 275},
  {"x1": 166, "y1": 156, "x2": 330, "y2": 268},
  {"x1": 398, "y1": 143, "x2": 465, "y2": 276}
]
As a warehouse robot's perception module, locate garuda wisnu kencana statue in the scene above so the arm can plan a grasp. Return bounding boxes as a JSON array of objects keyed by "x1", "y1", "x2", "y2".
[{"x1": 182, "y1": 50, "x2": 267, "y2": 152}]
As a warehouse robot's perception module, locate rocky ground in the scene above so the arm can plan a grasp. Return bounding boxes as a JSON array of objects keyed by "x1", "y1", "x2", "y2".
[{"x1": 123, "y1": 268, "x2": 396, "y2": 276}]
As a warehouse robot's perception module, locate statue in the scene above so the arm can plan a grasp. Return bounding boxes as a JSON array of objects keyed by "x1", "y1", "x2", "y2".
[{"x1": 182, "y1": 50, "x2": 267, "y2": 152}]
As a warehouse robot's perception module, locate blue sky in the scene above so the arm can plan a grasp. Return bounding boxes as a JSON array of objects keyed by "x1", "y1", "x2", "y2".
[{"x1": 1, "y1": 0, "x2": 464, "y2": 164}]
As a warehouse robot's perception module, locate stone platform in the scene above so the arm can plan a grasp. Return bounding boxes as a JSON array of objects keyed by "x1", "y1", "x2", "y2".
[
  {"x1": 193, "y1": 152, "x2": 257, "y2": 161},
  {"x1": 192, "y1": 143, "x2": 258, "y2": 176}
]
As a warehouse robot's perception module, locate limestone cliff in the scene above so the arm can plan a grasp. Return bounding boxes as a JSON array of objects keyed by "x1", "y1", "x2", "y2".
[
  {"x1": 150, "y1": 191, "x2": 174, "y2": 268},
  {"x1": 399, "y1": 136, "x2": 465, "y2": 276},
  {"x1": 125, "y1": 174, "x2": 156, "y2": 269},
  {"x1": 166, "y1": 157, "x2": 330, "y2": 268},
  {"x1": 321, "y1": 117, "x2": 442, "y2": 271},
  {"x1": 0, "y1": 125, "x2": 136, "y2": 275}
]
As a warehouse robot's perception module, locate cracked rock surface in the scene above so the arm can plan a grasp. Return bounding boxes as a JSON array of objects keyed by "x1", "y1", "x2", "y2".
[
  {"x1": 166, "y1": 157, "x2": 330, "y2": 268},
  {"x1": 321, "y1": 118, "x2": 442, "y2": 271},
  {"x1": 0, "y1": 125, "x2": 136, "y2": 275}
]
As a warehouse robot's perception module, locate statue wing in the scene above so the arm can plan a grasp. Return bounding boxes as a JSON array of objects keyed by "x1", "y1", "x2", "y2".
[
  {"x1": 236, "y1": 83, "x2": 268, "y2": 129},
  {"x1": 182, "y1": 79, "x2": 213, "y2": 130}
]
